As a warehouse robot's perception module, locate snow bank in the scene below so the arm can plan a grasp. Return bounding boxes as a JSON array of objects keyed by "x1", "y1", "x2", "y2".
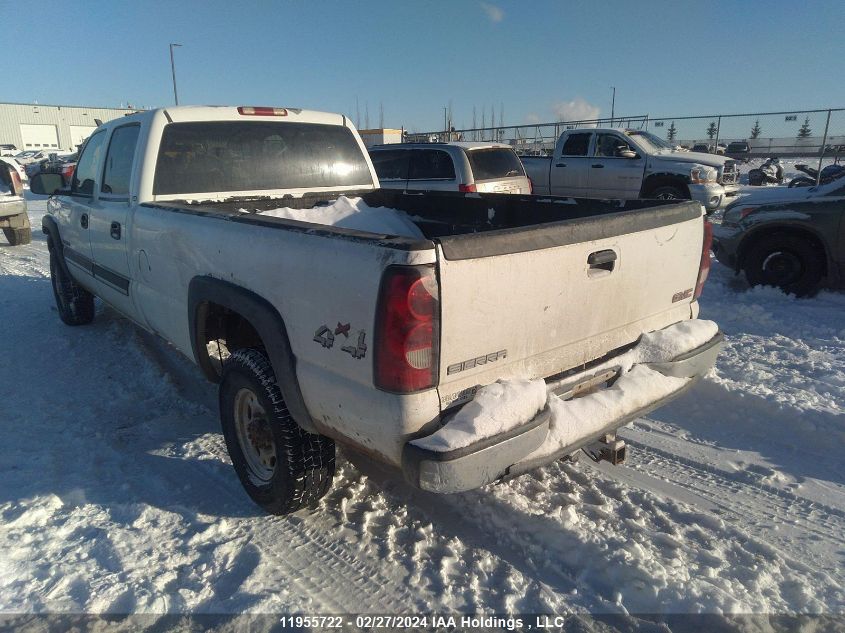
[
  {"x1": 411, "y1": 378, "x2": 548, "y2": 452},
  {"x1": 244, "y1": 195, "x2": 424, "y2": 239},
  {"x1": 415, "y1": 319, "x2": 717, "y2": 454}
]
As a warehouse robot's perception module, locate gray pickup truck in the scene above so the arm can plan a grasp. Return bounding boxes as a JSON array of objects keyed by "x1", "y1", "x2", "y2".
[
  {"x1": 522, "y1": 128, "x2": 739, "y2": 214},
  {"x1": 0, "y1": 158, "x2": 31, "y2": 245}
]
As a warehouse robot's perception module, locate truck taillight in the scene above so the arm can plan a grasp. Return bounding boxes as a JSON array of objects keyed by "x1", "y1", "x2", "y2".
[
  {"x1": 237, "y1": 106, "x2": 288, "y2": 116},
  {"x1": 528, "y1": 176, "x2": 534, "y2": 194},
  {"x1": 374, "y1": 265, "x2": 440, "y2": 393},
  {"x1": 9, "y1": 170, "x2": 22, "y2": 196},
  {"x1": 694, "y1": 219, "x2": 713, "y2": 300},
  {"x1": 458, "y1": 183, "x2": 477, "y2": 193}
]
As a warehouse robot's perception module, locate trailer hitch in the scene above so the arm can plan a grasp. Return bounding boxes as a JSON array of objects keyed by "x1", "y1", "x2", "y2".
[{"x1": 583, "y1": 433, "x2": 626, "y2": 465}]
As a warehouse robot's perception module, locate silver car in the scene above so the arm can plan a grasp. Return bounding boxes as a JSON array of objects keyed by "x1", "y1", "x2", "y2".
[{"x1": 369, "y1": 142, "x2": 532, "y2": 194}]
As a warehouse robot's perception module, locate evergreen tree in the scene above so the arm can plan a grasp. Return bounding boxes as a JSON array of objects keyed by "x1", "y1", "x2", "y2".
[
  {"x1": 706, "y1": 122, "x2": 718, "y2": 139},
  {"x1": 750, "y1": 120, "x2": 762, "y2": 139},
  {"x1": 667, "y1": 121, "x2": 677, "y2": 142},
  {"x1": 797, "y1": 117, "x2": 812, "y2": 138}
]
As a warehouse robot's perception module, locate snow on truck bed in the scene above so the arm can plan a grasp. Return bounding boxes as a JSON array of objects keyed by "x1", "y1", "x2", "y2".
[
  {"x1": 1, "y1": 194, "x2": 844, "y2": 623},
  {"x1": 242, "y1": 195, "x2": 425, "y2": 239}
]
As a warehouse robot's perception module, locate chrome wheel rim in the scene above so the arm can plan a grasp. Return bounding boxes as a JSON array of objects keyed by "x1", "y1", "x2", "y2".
[
  {"x1": 655, "y1": 190, "x2": 679, "y2": 200},
  {"x1": 233, "y1": 388, "x2": 276, "y2": 482}
]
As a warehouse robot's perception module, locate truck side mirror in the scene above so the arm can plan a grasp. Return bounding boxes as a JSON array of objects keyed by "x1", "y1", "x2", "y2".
[{"x1": 30, "y1": 173, "x2": 66, "y2": 196}]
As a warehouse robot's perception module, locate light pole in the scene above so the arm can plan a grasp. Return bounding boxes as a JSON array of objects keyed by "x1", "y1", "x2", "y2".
[
  {"x1": 610, "y1": 86, "x2": 616, "y2": 125},
  {"x1": 169, "y1": 43, "x2": 182, "y2": 105}
]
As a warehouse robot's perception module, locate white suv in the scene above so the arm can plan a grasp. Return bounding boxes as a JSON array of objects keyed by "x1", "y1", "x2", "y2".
[{"x1": 369, "y1": 142, "x2": 532, "y2": 194}]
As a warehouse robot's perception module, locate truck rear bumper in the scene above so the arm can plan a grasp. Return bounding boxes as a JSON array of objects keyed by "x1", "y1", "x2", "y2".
[
  {"x1": 0, "y1": 198, "x2": 27, "y2": 220},
  {"x1": 402, "y1": 330, "x2": 723, "y2": 493}
]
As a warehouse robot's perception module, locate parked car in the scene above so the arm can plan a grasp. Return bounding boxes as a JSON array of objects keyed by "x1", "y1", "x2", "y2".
[
  {"x1": 0, "y1": 159, "x2": 31, "y2": 245},
  {"x1": 692, "y1": 143, "x2": 713, "y2": 154},
  {"x1": 726, "y1": 141, "x2": 751, "y2": 159},
  {"x1": 32, "y1": 105, "x2": 720, "y2": 515},
  {"x1": 0, "y1": 144, "x2": 18, "y2": 156},
  {"x1": 713, "y1": 171, "x2": 845, "y2": 296},
  {"x1": 15, "y1": 149, "x2": 53, "y2": 166},
  {"x1": 369, "y1": 142, "x2": 532, "y2": 194},
  {"x1": 522, "y1": 128, "x2": 739, "y2": 213}
]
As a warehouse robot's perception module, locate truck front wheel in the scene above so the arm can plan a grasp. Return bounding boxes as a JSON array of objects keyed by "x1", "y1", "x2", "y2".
[
  {"x1": 220, "y1": 348, "x2": 335, "y2": 515},
  {"x1": 50, "y1": 250, "x2": 95, "y2": 325},
  {"x1": 650, "y1": 185, "x2": 687, "y2": 200}
]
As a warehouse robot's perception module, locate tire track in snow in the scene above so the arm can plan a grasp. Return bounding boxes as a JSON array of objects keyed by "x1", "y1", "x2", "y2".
[{"x1": 607, "y1": 430, "x2": 845, "y2": 582}]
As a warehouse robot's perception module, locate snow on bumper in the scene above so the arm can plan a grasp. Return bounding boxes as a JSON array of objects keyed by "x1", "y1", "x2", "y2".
[{"x1": 402, "y1": 320, "x2": 723, "y2": 493}]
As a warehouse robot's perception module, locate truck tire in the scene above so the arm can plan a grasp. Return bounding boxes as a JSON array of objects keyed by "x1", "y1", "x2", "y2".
[
  {"x1": 220, "y1": 348, "x2": 335, "y2": 515},
  {"x1": 3, "y1": 227, "x2": 31, "y2": 246},
  {"x1": 50, "y1": 250, "x2": 95, "y2": 325},
  {"x1": 743, "y1": 233, "x2": 824, "y2": 297},
  {"x1": 650, "y1": 185, "x2": 687, "y2": 200}
]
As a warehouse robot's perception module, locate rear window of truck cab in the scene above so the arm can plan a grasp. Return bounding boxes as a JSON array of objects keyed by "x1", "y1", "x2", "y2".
[{"x1": 153, "y1": 121, "x2": 373, "y2": 195}]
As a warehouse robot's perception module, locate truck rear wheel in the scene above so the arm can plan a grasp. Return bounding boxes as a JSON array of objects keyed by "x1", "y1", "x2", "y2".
[
  {"x1": 50, "y1": 250, "x2": 95, "y2": 325},
  {"x1": 743, "y1": 233, "x2": 824, "y2": 297},
  {"x1": 220, "y1": 348, "x2": 335, "y2": 515},
  {"x1": 3, "y1": 227, "x2": 31, "y2": 245}
]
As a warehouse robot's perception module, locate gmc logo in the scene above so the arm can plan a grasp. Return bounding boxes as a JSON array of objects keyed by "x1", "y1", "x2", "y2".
[
  {"x1": 447, "y1": 350, "x2": 508, "y2": 375},
  {"x1": 672, "y1": 288, "x2": 694, "y2": 303}
]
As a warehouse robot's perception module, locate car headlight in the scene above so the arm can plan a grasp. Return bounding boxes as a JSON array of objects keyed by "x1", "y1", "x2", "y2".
[
  {"x1": 722, "y1": 205, "x2": 759, "y2": 226},
  {"x1": 690, "y1": 165, "x2": 719, "y2": 184}
]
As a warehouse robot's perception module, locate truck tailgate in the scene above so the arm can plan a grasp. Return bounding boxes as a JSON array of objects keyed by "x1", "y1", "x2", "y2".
[{"x1": 434, "y1": 202, "x2": 704, "y2": 409}]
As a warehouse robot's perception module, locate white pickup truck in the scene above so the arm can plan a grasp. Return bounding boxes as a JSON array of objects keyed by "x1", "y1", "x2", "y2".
[
  {"x1": 31, "y1": 106, "x2": 721, "y2": 515},
  {"x1": 522, "y1": 128, "x2": 739, "y2": 213}
]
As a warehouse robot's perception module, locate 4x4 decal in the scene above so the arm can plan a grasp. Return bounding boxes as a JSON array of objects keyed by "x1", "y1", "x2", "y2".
[{"x1": 313, "y1": 322, "x2": 367, "y2": 360}]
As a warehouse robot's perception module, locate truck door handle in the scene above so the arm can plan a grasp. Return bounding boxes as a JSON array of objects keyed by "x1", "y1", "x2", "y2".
[
  {"x1": 110, "y1": 222, "x2": 121, "y2": 240},
  {"x1": 555, "y1": 162, "x2": 567, "y2": 167},
  {"x1": 80, "y1": 213, "x2": 88, "y2": 229},
  {"x1": 588, "y1": 249, "x2": 617, "y2": 272},
  {"x1": 591, "y1": 164, "x2": 605, "y2": 168}
]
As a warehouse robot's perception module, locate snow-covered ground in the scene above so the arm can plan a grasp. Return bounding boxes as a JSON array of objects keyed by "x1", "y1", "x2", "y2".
[{"x1": 0, "y1": 194, "x2": 843, "y2": 626}]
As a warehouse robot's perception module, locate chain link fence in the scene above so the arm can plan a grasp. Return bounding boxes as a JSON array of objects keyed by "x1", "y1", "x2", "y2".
[{"x1": 412, "y1": 108, "x2": 845, "y2": 160}]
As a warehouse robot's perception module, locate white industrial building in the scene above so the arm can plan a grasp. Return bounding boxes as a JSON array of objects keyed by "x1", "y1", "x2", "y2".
[
  {"x1": 0, "y1": 102, "x2": 141, "y2": 153},
  {"x1": 357, "y1": 128, "x2": 404, "y2": 147}
]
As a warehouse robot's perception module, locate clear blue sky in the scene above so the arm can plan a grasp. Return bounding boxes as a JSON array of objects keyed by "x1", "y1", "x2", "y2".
[{"x1": 6, "y1": 0, "x2": 845, "y2": 132}]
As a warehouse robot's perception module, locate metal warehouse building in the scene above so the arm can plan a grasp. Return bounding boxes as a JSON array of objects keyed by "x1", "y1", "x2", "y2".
[{"x1": 0, "y1": 102, "x2": 141, "y2": 153}]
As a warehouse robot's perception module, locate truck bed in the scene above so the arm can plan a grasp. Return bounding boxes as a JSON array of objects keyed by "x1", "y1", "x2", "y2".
[
  {"x1": 151, "y1": 189, "x2": 694, "y2": 250},
  {"x1": 153, "y1": 189, "x2": 704, "y2": 416}
]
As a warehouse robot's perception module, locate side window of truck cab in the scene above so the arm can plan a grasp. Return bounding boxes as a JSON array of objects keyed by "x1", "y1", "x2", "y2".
[
  {"x1": 101, "y1": 124, "x2": 141, "y2": 198},
  {"x1": 559, "y1": 133, "x2": 592, "y2": 157},
  {"x1": 72, "y1": 131, "x2": 109, "y2": 196}
]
